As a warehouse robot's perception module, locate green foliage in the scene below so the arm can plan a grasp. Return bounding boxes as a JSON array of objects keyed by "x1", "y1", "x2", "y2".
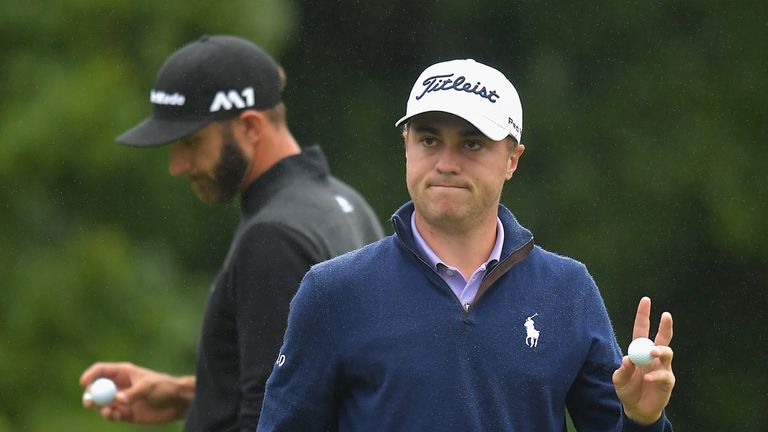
[
  {"x1": 1, "y1": 0, "x2": 765, "y2": 430},
  {"x1": 0, "y1": 1, "x2": 296, "y2": 430}
]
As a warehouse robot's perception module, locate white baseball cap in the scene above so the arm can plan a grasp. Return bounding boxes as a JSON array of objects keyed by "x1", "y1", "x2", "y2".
[{"x1": 395, "y1": 59, "x2": 523, "y2": 143}]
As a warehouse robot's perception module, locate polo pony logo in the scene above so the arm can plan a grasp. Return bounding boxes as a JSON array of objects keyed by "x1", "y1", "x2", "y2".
[{"x1": 524, "y1": 313, "x2": 539, "y2": 348}]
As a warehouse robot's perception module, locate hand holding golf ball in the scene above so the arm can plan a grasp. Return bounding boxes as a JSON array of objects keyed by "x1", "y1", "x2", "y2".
[
  {"x1": 84, "y1": 377, "x2": 117, "y2": 406},
  {"x1": 627, "y1": 337, "x2": 656, "y2": 366},
  {"x1": 613, "y1": 297, "x2": 676, "y2": 426}
]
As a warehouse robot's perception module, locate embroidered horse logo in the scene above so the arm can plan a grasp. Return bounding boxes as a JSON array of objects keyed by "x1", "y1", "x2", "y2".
[{"x1": 524, "y1": 313, "x2": 539, "y2": 348}]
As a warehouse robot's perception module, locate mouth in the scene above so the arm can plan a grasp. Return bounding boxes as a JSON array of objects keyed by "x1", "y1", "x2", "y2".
[
  {"x1": 188, "y1": 174, "x2": 213, "y2": 185},
  {"x1": 428, "y1": 183, "x2": 468, "y2": 190}
]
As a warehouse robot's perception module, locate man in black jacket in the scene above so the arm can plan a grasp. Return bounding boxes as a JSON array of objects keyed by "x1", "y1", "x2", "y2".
[{"x1": 79, "y1": 35, "x2": 384, "y2": 431}]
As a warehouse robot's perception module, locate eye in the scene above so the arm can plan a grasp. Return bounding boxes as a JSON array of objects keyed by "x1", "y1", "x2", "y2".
[
  {"x1": 465, "y1": 140, "x2": 484, "y2": 151},
  {"x1": 420, "y1": 137, "x2": 439, "y2": 147}
]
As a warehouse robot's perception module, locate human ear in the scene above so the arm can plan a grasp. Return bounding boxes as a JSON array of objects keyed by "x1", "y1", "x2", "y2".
[
  {"x1": 506, "y1": 144, "x2": 525, "y2": 179},
  {"x1": 402, "y1": 128, "x2": 409, "y2": 158},
  {"x1": 237, "y1": 110, "x2": 265, "y2": 142}
]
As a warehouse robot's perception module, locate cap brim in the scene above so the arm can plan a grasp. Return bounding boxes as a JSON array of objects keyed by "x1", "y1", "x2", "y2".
[
  {"x1": 116, "y1": 116, "x2": 212, "y2": 147},
  {"x1": 395, "y1": 108, "x2": 509, "y2": 141}
]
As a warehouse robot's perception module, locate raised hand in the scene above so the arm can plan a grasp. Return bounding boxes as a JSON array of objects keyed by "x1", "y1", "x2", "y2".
[{"x1": 612, "y1": 297, "x2": 676, "y2": 425}]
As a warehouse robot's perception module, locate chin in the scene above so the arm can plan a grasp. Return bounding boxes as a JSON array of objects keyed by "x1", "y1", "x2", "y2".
[
  {"x1": 195, "y1": 193, "x2": 218, "y2": 205},
  {"x1": 422, "y1": 205, "x2": 471, "y2": 225},
  {"x1": 204, "y1": 193, "x2": 237, "y2": 205},
  {"x1": 193, "y1": 187, "x2": 225, "y2": 205},
  {"x1": 192, "y1": 179, "x2": 240, "y2": 204}
]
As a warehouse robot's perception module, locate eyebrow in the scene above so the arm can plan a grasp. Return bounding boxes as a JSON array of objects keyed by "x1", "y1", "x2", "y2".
[{"x1": 411, "y1": 125, "x2": 484, "y2": 138}]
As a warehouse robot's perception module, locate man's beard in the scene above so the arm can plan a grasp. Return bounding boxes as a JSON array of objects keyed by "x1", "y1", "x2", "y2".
[{"x1": 207, "y1": 125, "x2": 249, "y2": 204}]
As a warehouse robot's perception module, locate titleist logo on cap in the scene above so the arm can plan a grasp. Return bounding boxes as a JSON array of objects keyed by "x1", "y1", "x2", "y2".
[
  {"x1": 150, "y1": 90, "x2": 186, "y2": 106},
  {"x1": 415, "y1": 73, "x2": 500, "y2": 103},
  {"x1": 395, "y1": 59, "x2": 523, "y2": 143}
]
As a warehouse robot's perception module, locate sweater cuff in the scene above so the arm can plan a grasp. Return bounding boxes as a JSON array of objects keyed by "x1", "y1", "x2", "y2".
[{"x1": 622, "y1": 411, "x2": 670, "y2": 432}]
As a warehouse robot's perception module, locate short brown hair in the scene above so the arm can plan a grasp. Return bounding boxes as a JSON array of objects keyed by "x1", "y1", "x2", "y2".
[
  {"x1": 264, "y1": 66, "x2": 288, "y2": 126},
  {"x1": 264, "y1": 102, "x2": 287, "y2": 126}
]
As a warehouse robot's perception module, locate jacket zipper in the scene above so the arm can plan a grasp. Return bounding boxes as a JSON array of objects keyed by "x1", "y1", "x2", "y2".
[
  {"x1": 465, "y1": 239, "x2": 534, "y2": 316},
  {"x1": 395, "y1": 226, "x2": 534, "y2": 319}
]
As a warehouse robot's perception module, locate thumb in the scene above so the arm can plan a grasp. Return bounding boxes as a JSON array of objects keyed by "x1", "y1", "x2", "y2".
[
  {"x1": 612, "y1": 356, "x2": 636, "y2": 389},
  {"x1": 116, "y1": 378, "x2": 151, "y2": 404}
]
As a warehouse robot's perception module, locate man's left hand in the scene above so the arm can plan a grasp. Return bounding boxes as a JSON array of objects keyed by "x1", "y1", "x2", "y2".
[{"x1": 613, "y1": 296, "x2": 676, "y2": 425}]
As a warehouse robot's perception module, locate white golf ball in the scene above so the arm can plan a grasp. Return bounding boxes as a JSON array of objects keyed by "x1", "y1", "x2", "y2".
[
  {"x1": 88, "y1": 377, "x2": 117, "y2": 405},
  {"x1": 627, "y1": 337, "x2": 655, "y2": 366}
]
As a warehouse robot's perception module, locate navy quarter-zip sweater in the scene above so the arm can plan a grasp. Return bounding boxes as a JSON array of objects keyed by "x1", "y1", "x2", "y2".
[{"x1": 258, "y1": 202, "x2": 672, "y2": 432}]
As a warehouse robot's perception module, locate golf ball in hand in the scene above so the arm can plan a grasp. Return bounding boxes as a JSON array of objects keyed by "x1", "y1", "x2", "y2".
[
  {"x1": 627, "y1": 337, "x2": 655, "y2": 366},
  {"x1": 87, "y1": 378, "x2": 117, "y2": 405}
]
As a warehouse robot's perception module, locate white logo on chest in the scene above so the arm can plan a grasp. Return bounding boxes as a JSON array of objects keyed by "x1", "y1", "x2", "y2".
[
  {"x1": 335, "y1": 195, "x2": 354, "y2": 213},
  {"x1": 524, "y1": 313, "x2": 540, "y2": 348}
]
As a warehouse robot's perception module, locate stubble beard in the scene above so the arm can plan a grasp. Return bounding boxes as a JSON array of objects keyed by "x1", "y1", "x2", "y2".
[
  {"x1": 406, "y1": 155, "x2": 507, "y2": 233},
  {"x1": 411, "y1": 185, "x2": 499, "y2": 235}
]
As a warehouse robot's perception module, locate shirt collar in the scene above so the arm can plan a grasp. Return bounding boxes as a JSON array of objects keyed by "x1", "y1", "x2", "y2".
[{"x1": 410, "y1": 212, "x2": 505, "y2": 271}]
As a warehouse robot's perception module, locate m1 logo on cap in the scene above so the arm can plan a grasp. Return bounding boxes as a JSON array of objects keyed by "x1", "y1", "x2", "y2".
[{"x1": 210, "y1": 87, "x2": 256, "y2": 112}]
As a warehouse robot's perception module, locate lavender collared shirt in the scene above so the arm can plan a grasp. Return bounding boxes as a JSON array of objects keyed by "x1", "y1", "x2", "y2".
[{"x1": 411, "y1": 213, "x2": 504, "y2": 310}]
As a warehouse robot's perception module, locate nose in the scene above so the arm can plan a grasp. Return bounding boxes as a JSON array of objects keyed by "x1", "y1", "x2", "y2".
[
  {"x1": 168, "y1": 142, "x2": 191, "y2": 177},
  {"x1": 434, "y1": 145, "x2": 461, "y2": 175}
]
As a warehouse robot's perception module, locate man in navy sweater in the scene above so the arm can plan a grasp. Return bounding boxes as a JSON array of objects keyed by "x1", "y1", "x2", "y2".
[{"x1": 257, "y1": 59, "x2": 675, "y2": 431}]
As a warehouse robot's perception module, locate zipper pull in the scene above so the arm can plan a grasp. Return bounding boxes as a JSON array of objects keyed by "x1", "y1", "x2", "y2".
[{"x1": 464, "y1": 303, "x2": 471, "y2": 312}]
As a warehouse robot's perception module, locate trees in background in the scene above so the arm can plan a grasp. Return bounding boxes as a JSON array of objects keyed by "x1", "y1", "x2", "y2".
[{"x1": 0, "y1": 1, "x2": 764, "y2": 430}]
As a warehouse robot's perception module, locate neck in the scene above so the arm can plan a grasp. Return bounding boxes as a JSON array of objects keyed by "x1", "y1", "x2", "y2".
[
  {"x1": 241, "y1": 126, "x2": 300, "y2": 190},
  {"x1": 414, "y1": 209, "x2": 498, "y2": 280}
]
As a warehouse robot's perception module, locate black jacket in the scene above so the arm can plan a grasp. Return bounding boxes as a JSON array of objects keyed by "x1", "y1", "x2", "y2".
[{"x1": 184, "y1": 145, "x2": 384, "y2": 432}]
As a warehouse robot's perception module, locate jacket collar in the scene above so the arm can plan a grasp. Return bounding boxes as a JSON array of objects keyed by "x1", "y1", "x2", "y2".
[
  {"x1": 391, "y1": 201, "x2": 534, "y2": 260},
  {"x1": 240, "y1": 145, "x2": 329, "y2": 217}
]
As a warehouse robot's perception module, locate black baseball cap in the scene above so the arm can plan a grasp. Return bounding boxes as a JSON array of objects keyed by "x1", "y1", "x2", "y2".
[{"x1": 116, "y1": 35, "x2": 282, "y2": 147}]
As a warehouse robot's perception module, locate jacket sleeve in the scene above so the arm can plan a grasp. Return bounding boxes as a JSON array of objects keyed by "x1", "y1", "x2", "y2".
[
  {"x1": 257, "y1": 268, "x2": 340, "y2": 431},
  {"x1": 231, "y1": 222, "x2": 322, "y2": 431},
  {"x1": 565, "y1": 267, "x2": 673, "y2": 432}
]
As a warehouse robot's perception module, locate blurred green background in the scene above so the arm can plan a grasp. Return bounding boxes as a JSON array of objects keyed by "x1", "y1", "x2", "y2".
[{"x1": 1, "y1": 0, "x2": 766, "y2": 430}]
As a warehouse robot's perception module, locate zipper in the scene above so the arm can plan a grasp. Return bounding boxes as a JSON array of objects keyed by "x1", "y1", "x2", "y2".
[
  {"x1": 465, "y1": 238, "x2": 534, "y2": 316},
  {"x1": 394, "y1": 222, "x2": 534, "y2": 319}
]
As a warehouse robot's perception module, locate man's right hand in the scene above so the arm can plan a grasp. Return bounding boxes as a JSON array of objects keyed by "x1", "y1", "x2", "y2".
[{"x1": 80, "y1": 362, "x2": 195, "y2": 424}]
